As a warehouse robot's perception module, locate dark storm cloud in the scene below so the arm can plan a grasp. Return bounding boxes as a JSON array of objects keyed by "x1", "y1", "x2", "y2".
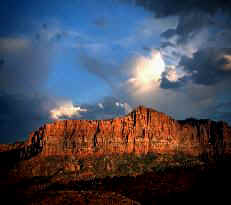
[
  {"x1": 180, "y1": 48, "x2": 231, "y2": 85},
  {"x1": 0, "y1": 58, "x2": 5, "y2": 71},
  {"x1": 158, "y1": 9, "x2": 231, "y2": 62},
  {"x1": 160, "y1": 41, "x2": 176, "y2": 49},
  {"x1": 216, "y1": 112, "x2": 231, "y2": 124},
  {"x1": 161, "y1": 48, "x2": 231, "y2": 88},
  {"x1": 0, "y1": 93, "x2": 54, "y2": 143},
  {"x1": 0, "y1": 39, "x2": 53, "y2": 94},
  {"x1": 216, "y1": 101, "x2": 231, "y2": 109},
  {"x1": 129, "y1": 0, "x2": 231, "y2": 55},
  {"x1": 160, "y1": 29, "x2": 176, "y2": 39},
  {"x1": 0, "y1": 59, "x2": 4, "y2": 66},
  {"x1": 209, "y1": 101, "x2": 231, "y2": 124},
  {"x1": 128, "y1": 0, "x2": 231, "y2": 17},
  {"x1": 174, "y1": 12, "x2": 231, "y2": 50},
  {"x1": 160, "y1": 75, "x2": 188, "y2": 89},
  {"x1": 0, "y1": 35, "x2": 57, "y2": 143}
]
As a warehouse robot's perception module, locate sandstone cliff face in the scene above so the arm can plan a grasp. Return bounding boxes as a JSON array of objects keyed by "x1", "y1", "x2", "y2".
[{"x1": 20, "y1": 106, "x2": 231, "y2": 159}]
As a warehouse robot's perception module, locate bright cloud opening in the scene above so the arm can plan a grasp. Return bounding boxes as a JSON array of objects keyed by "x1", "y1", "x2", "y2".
[
  {"x1": 128, "y1": 50, "x2": 166, "y2": 92},
  {"x1": 135, "y1": 50, "x2": 165, "y2": 84}
]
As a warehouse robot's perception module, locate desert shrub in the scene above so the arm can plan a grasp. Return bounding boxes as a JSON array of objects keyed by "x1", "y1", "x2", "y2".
[
  {"x1": 118, "y1": 163, "x2": 129, "y2": 175},
  {"x1": 153, "y1": 164, "x2": 167, "y2": 173},
  {"x1": 131, "y1": 163, "x2": 141, "y2": 173},
  {"x1": 173, "y1": 151, "x2": 191, "y2": 162},
  {"x1": 91, "y1": 157, "x2": 111, "y2": 177},
  {"x1": 142, "y1": 152, "x2": 157, "y2": 164}
]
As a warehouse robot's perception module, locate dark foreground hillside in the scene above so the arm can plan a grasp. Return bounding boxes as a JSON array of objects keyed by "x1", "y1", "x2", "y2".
[{"x1": 1, "y1": 151, "x2": 231, "y2": 205}]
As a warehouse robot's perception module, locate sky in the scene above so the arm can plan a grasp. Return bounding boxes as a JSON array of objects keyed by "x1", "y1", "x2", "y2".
[{"x1": 0, "y1": 0, "x2": 231, "y2": 143}]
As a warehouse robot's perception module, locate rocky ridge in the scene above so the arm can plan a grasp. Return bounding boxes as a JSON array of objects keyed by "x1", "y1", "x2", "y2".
[{"x1": 7, "y1": 105, "x2": 228, "y2": 160}]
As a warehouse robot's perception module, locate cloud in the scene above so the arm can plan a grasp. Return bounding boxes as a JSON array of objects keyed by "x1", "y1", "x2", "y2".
[
  {"x1": 0, "y1": 93, "x2": 56, "y2": 143},
  {"x1": 48, "y1": 96, "x2": 133, "y2": 121},
  {"x1": 128, "y1": 0, "x2": 231, "y2": 17},
  {"x1": 161, "y1": 29, "x2": 176, "y2": 39},
  {"x1": 115, "y1": 101, "x2": 132, "y2": 113},
  {"x1": 77, "y1": 49, "x2": 128, "y2": 92},
  {"x1": 137, "y1": 0, "x2": 231, "y2": 95},
  {"x1": 0, "y1": 31, "x2": 65, "y2": 143},
  {"x1": 222, "y1": 55, "x2": 231, "y2": 71},
  {"x1": 124, "y1": 50, "x2": 166, "y2": 94},
  {"x1": 79, "y1": 96, "x2": 133, "y2": 120},
  {"x1": 114, "y1": 14, "x2": 178, "y2": 51},
  {"x1": 50, "y1": 101, "x2": 88, "y2": 120},
  {"x1": 160, "y1": 48, "x2": 231, "y2": 88},
  {"x1": 0, "y1": 58, "x2": 4, "y2": 71},
  {"x1": 0, "y1": 36, "x2": 55, "y2": 94},
  {"x1": 160, "y1": 66, "x2": 190, "y2": 89},
  {"x1": 132, "y1": 0, "x2": 231, "y2": 71},
  {"x1": 204, "y1": 100, "x2": 231, "y2": 124},
  {"x1": 179, "y1": 48, "x2": 231, "y2": 86},
  {"x1": 0, "y1": 38, "x2": 29, "y2": 52},
  {"x1": 98, "y1": 103, "x2": 104, "y2": 109}
]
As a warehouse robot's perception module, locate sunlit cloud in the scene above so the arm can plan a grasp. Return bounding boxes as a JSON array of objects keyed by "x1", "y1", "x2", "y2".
[
  {"x1": 98, "y1": 103, "x2": 104, "y2": 109},
  {"x1": 128, "y1": 50, "x2": 165, "y2": 92},
  {"x1": 222, "y1": 55, "x2": 231, "y2": 71},
  {"x1": 50, "y1": 101, "x2": 87, "y2": 120},
  {"x1": 115, "y1": 101, "x2": 132, "y2": 114},
  {"x1": 165, "y1": 65, "x2": 191, "y2": 82}
]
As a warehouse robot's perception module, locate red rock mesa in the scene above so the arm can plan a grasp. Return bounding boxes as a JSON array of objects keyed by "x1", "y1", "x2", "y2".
[{"x1": 18, "y1": 105, "x2": 231, "y2": 159}]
